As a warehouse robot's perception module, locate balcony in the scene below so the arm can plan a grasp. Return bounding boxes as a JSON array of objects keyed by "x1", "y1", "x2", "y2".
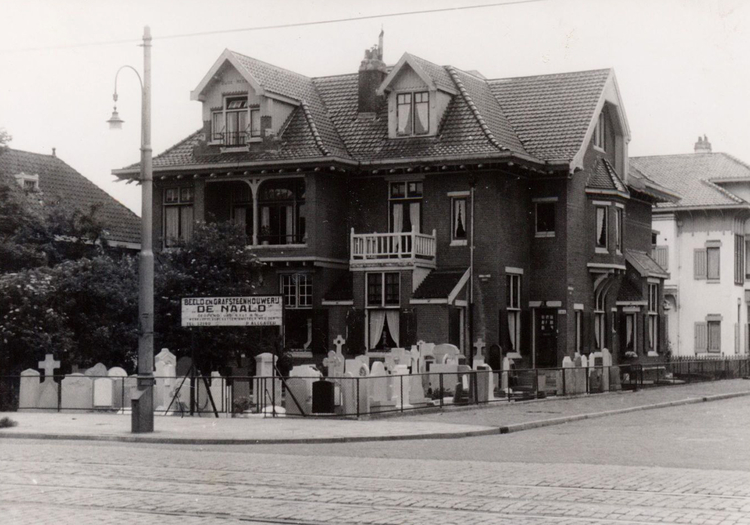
[{"x1": 350, "y1": 228, "x2": 437, "y2": 269}]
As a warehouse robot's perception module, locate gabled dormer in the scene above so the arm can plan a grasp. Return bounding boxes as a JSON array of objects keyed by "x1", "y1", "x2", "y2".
[
  {"x1": 577, "y1": 71, "x2": 631, "y2": 182},
  {"x1": 190, "y1": 49, "x2": 298, "y2": 149},
  {"x1": 376, "y1": 53, "x2": 458, "y2": 139}
]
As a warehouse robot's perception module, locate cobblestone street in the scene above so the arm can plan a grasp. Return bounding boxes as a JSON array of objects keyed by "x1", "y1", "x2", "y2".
[{"x1": 3, "y1": 393, "x2": 750, "y2": 524}]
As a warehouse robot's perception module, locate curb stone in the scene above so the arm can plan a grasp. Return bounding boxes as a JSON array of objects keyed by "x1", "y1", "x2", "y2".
[{"x1": 1, "y1": 390, "x2": 748, "y2": 445}]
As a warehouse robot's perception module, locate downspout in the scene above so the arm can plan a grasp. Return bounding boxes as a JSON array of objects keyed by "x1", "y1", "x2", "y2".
[{"x1": 469, "y1": 174, "x2": 476, "y2": 366}]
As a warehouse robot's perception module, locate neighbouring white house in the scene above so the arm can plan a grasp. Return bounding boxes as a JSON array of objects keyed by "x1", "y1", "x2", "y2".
[{"x1": 631, "y1": 136, "x2": 750, "y2": 357}]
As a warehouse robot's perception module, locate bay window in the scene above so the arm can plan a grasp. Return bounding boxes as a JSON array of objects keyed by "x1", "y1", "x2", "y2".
[
  {"x1": 367, "y1": 272, "x2": 400, "y2": 350},
  {"x1": 211, "y1": 97, "x2": 260, "y2": 146}
]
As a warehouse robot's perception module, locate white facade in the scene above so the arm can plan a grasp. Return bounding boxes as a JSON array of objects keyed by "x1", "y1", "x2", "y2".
[{"x1": 654, "y1": 212, "x2": 748, "y2": 357}]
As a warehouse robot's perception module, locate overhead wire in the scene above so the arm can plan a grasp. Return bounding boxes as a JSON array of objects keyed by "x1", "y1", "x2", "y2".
[{"x1": 0, "y1": 0, "x2": 551, "y2": 54}]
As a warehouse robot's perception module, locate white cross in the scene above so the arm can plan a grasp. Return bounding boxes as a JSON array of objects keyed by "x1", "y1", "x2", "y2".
[
  {"x1": 473, "y1": 337, "x2": 486, "y2": 357},
  {"x1": 38, "y1": 354, "x2": 60, "y2": 381},
  {"x1": 333, "y1": 335, "x2": 346, "y2": 354}
]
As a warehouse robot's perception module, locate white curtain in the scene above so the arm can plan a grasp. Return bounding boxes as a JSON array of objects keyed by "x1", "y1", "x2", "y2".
[
  {"x1": 392, "y1": 203, "x2": 403, "y2": 254},
  {"x1": 261, "y1": 207, "x2": 270, "y2": 229},
  {"x1": 597, "y1": 208, "x2": 606, "y2": 245},
  {"x1": 180, "y1": 206, "x2": 194, "y2": 241},
  {"x1": 626, "y1": 315, "x2": 634, "y2": 349},
  {"x1": 409, "y1": 202, "x2": 420, "y2": 233},
  {"x1": 386, "y1": 310, "x2": 400, "y2": 347},
  {"x1": 165, "y1": 207, "x2": 179, "y2": 245},
  {"x1": 369, "y1": 310, "x2": 386, "y2": 349}
]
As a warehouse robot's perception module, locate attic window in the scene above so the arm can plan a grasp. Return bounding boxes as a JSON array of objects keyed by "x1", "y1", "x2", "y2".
[
  {"x1": 396, "y1": 91, "x2": 429, "y2": 136},
  {"x1": 593, "y1": 112, "x2": 606, "y2": 151},
  {"x1": 211, "y1": 97, "x2": 260, "y2": 146}
]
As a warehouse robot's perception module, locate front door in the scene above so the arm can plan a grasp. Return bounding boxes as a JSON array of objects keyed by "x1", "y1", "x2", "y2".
[{"x1": 535, "y1": 309, "x2": 558, "y2": 368}]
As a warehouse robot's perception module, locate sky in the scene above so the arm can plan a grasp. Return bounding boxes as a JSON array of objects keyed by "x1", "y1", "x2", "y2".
[{"x1": 1, "y1": 0, "x2": 749, "y2": 215}]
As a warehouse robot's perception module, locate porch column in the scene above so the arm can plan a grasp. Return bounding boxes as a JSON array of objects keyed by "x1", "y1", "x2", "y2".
[{"x1": 247, "y1": 178, "x2": 263, "y2": 246}]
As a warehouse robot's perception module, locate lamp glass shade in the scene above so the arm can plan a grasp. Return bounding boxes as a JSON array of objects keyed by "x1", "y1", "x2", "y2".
[{"x1": 107, "y1": 110, "x2": 124, "y2": 130}]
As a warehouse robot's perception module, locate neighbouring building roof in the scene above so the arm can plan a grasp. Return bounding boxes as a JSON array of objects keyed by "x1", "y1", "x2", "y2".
[
  {"x1": 118, "y1": 53, "x2": 619, "y2": 174},
  {"x1": 625, "y1": 250, "x2": 669, "y2": 279},
  {"x1": 413, "y1": 269, "x2": 467, "y2": 300},
  {"x1": 631, "y1": 153, "x2": 750, "y2": 209},
  {"x1": 0, "y1": 148, "x2": 140, "y2": 246},
  {"x1": 488, "y1": 69, "x2": 611, "y2": 161}
]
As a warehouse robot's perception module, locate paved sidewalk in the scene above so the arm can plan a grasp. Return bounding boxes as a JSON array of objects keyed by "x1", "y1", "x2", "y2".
[{"x1": 1, "y1": 379, "x2": 748, "y2": 444}]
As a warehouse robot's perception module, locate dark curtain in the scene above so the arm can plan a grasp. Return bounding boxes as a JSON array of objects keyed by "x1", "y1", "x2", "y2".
[
  {"x1": 400, "y1": 308, "x2": 417, "y2": 348},
  {"x1": 345, "y1": 308, "x2": 366, "y2": 355}
]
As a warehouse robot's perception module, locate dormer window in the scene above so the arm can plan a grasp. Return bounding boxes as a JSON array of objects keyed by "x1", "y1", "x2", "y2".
[
  {"x1": 593, "y1": 111, "x2": 606, "y2": 151},
  {"x1": 14, "y1": 173, "x2": 39, "y2": 193},
  {"x1": 396, "y1": 91, "x2": 429, "y2": 136},
  {"x1": 211, "y1": 97, "x2": 260, "y2": 146}
]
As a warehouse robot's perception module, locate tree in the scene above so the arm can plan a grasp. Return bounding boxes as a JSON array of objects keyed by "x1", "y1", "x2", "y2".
[{"x1": 154, "y1": 220, "x2": 265, "y2": 372}]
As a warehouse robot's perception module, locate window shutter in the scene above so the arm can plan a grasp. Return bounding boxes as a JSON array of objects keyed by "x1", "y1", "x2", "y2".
[
  {"x1": 708, "y1": 322, "x2": 721, "y2": 353},
  {"x1": 345, "y1": 309, "x2": 366, "y2": 355},
  {"x1": 584, "y1": 310, "x2": 595, "y2": 354},
  {"x1": 694, "y1": 249, "x2": 707, "y2": 280},
  {"x1": 694, "y1": 322, "x2": 707, "y2": 353}
]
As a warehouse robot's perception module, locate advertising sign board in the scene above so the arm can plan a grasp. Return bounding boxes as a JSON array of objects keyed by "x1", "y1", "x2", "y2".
[{"x1": 181, "y1": 296, "x2": 283, "y2": 327}]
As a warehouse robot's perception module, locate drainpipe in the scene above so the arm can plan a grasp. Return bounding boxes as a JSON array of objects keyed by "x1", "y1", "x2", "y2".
[{"x1": 469, "y1": 174, "x2": 476, "y2": 367}]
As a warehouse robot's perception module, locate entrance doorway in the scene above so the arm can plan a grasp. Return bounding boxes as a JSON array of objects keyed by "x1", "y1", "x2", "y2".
[{"x1": 535, "y1": 308, "x2": 558, "y2": 368}]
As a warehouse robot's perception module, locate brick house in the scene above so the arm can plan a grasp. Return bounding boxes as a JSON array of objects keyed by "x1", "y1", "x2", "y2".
[
  {"x1": 1, "y1": 147, "x2": 140, "y2": 249},
  {"x1": 113, "y1": 36, "x2": 675, "y2": 367},
  {"x1": 632, "y1": 137, "x2": 750, "y2": 357}
]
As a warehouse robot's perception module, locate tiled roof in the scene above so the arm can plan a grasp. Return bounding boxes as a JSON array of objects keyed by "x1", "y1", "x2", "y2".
[
  {"x1": 0, "y1": 148, "x2": 140, "y2": 245},
  {"x1": 587, "y1": 158, "x2": 628, "y2": 194},
  {"x1": 413, "y1": 269, "x2": 466, "y2": 299},
  {"x1": 488, "y1": 69, "x2": 611, "y2": 161},
  {"x1": 625, "y1": 250, "x2": 669, "y2": 279},
  {"x1": 616, "y1": 277, "x2": 644, "y2": 302},
  {"x1": 631, "y1": 153, "x2": 750, "y2": 208},
  {"x1": 128, "y1": 55, "x2": 614, "y2": 173}
]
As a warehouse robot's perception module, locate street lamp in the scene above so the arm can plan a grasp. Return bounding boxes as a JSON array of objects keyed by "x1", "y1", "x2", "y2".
[{"x1": 108, "y1": 26, "x2": 154, "y2": 433}]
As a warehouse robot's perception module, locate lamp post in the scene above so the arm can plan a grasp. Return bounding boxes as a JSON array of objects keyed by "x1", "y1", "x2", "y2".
[{"x1": 107, "y1": 26, "x2": 154, "y2": 433}]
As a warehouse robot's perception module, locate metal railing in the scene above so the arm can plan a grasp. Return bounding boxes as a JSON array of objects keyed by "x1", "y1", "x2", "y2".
[
  {"x1": 2, "y1": 356, "x2": 748, "y2": 416},
  {"x1": 350, "y1": 227, "x2": 437, "y2": 264}
]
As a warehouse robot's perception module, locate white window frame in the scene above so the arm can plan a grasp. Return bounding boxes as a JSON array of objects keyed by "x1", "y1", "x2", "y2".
[
  {"x1": 615, "y1": 206, "x2": 623, "y2": 253},
  {"x1": 396, "y1": 91, "x2": 430, "y2": 136},
  {"x1": 594, "y1": 287, "x2": 607, "y2": 350},
  {"x1": 595, "y1": 205, "x2": 608, "y2": 252},
  {"x1": 450, "y1": 196, "x2": 468, "y2": 245},
  {"x1": 163, "y1": 186, "x2": 194, "y2": 247},
  {"x1": 593, "y1": 111, "x2": 606, "y2": 152},
  {"x1": 210, "y1": 96, "x2": 261, "y2": 145},
  {"x1": 366, "y1": 272, "x2": 400, "y2": 308},
  {"x1": 280, "y1": 273, "x2": 313, "y2": 309},
  {"x1": 647, "y1": 283, "x2": 659, "y2": 354},
  {"x1": 506, "y1": 273, "x2": 521, "y2": 352}
]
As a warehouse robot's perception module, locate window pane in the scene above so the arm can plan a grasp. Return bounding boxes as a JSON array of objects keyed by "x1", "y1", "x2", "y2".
[
  {"x1": 596, "y1": 207, "x2": 607, "y2": 247},
  {"x1": 281, "y1": 275, "x2": 296, "y2": 308},
  {"x1": 250, "y1": 109, "x2": 260, "y2": 137},
  {"x1": 212, "y1": 112, "x2": 223, "y2": 140},
  {"x1": 164, "y1": 206, "x2": 180, "y2": 246},
  {"x1": 180, "y1": 206, "x2": 194, "y2": 241},
  {"x1": 385, "y1": 273, "x2": 399, "y2": 305},
  {"x1": 180, "y1": 187, "x2": 194, "y2": 203},
  {"x1": 453, "y1": 198, "x2": 467, "y2": 240},
  {"x1": 397, "y1": 94, "x2": 412, "y2": 135},
  {"x1": 536, "y1": 203, "x2": 555, "y2": 233},
  {"x1": 390, "y1": 182, "x2": 405, "y2": 198},
  {"x1": 367, "y1": 273, "x2": 383, "y2": 306},
  {"x1": 299, "y1": 274, "x2": 313, "y2": 307},
  {"x1": 407, "y1": 181, "x2": 423, "y2": 197},
  {"x1": 414, "y1": 92, "x2": 429, "y2": 134},
  {"x1": 165, "y1": 188, "x2": 179, "y2": 204},
  {"x1": 227, "y1": 98, "x2": 246, "y2": 109},
  {"x1": 708, "y1": 321, "x2": 721, "y2": 352}
]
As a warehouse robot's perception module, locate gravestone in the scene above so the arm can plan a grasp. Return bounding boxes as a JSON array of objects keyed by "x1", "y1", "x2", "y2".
[
  {"x1": 457, "y1": 364, "x2": 474, "y2": 403},
  {"x1": 345, "y1": 359, "x2": 369, "y2": 377},
  {"x1": 94, "y1": 378, "x2": 114, "y2": 408},
  {"x1": 286, "y1": 365, "x2": 322, "y2": 416},
  {"x1": 123, "y1": 375, "x2": 138, "y2": 412},
  {"x1": 18, "y1": 369, "x2": 40, "y2": 409},
  {"x1": 108, "y1": 367, "x2": 128, "y2": 410},
  {"x1": 84, "y1": 362, "x2": 108, "y2": 378},
  {"x1": 154, "y1": 348, "x2": 177, "y2": 410},
  {"x1": 473, "y1": 338, "x2": 486, "y2": 367},
  {"x1": 475, "y1": 364, "x2": 494, "y2": 402},
  {"x1": 369, "y1": 361, "x2": 394, "y2": 409},
  {"x1": 429, "y1": 363, "x2": 460, "y2": 395},
  {"x1": 340, "y1": 372, "x2": 357, "y2": 415},
  {"x1": 392, "y1": 364, "x2": 411, "y2": 409},
  {"x1": 209, "y1": 372, "x2": 224, "y2": 413},
  {"x1": 37, "y1": 354, "x2": 61, "y2": 410},
  {"x1": 312, "y1": 380, "x2": 335, "y2": 414},
  {"x1": 254, "y1": 353, "x2": 281, "y2": 410},
  {"x1": 231, "y1": 366, "x2": 251, "y2": 400},
  {"x1": 61, "y1": 373, "x2": 92, "y2": 410},
  {"x1": 176, "y1": 356, "x2": 193, "y2": 378}
]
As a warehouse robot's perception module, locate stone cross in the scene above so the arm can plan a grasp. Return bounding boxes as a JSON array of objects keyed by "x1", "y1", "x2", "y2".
[
  {"x1": 323, "y1": 347, "x2": 345, "y2": 378},
  {"x1": 38, "y1": 354, "x2": 60, "y2": 381},
  {"x1": 333, "y1": 335, "x2": 346, "y2": 354},
  {"x1": 473, "y1": 338, "x2": 486, "y2": 358}
]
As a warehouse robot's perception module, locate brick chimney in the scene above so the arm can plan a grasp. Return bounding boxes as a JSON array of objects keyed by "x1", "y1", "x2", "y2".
[
  {"x1": 694, "y1": 134, "x2": 712, "y2": 154},
  {"x1": 358, "y1": 30, "x2": 387, "y2": 117}
]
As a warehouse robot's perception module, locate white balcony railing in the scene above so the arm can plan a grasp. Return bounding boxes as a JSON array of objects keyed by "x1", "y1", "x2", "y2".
[{"x1": 350, "y1": 227, "x2": 436, "y2": 266}]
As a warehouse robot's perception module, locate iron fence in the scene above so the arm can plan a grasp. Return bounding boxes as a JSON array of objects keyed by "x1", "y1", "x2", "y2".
[{"x1": 2, "y1": 356, "x2": 749, "y2": 417}]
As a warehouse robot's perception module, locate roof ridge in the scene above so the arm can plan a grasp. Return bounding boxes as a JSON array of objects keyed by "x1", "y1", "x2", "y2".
[
  {"x1": 700, "y1": 179, "x2": 745, "y2": 203},
  {"x1": 718, "y1": 152, "x2": 750, "y2": 173},
  {"x1": 485, "y1": 68, "x2": 612, "y2": 83},
  {"x1": 229, "y1": 50, "x2": 311, "y2": 80},
  {"x1": 445, "y1": 65, "x2": 508, "y2": 152}
]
